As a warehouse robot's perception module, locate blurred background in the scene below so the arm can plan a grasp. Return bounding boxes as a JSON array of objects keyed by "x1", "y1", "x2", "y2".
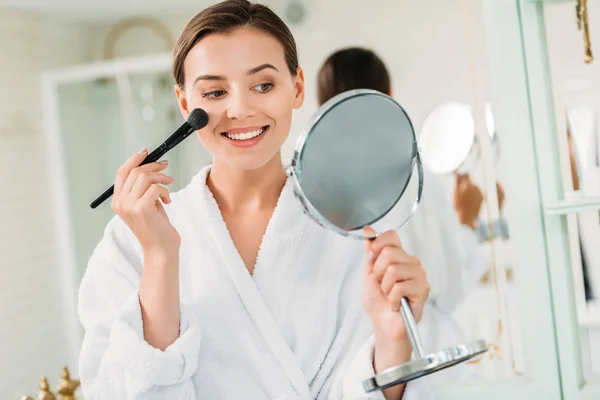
[{"x1": 0, "y1": 0, "x2": 599, "y2": 399}]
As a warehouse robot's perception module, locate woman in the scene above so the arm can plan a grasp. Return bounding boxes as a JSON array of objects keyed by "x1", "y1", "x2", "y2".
[{"x1": 77, "y1": 2, "x2": 432, "y2": 399}]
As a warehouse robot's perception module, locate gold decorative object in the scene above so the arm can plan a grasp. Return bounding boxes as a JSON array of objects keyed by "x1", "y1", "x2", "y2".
[
  {"x1": 37, "y1": 377, "x2": 56, "y2": 400},
  {"x1": 577, "y1": 0, "x2": 594, "y2": 63},
  {"x1": 55, "y1": 367, "x2": 80, "y2": 400},
  {"x1": 20, "y1": 367, "x2": 80, "y2": 400}
]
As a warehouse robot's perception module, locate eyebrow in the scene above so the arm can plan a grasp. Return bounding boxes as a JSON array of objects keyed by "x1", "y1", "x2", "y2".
[
  {"x1": 248, "y1": 63, "x2": 279, "y2": 75},
  {"x1": 193, "y1": 63, "x2": 279, "y2": 85}
]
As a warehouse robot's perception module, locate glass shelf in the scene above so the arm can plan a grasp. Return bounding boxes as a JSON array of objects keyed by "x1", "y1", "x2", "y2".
[{"x1": 545, "y1": 193, "x2": 600, "y2": 215}]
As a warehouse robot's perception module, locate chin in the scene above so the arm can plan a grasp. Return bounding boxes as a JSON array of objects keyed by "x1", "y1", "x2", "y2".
[{"x1": 226, "y1": 150, "x2": 283, "y2": 172}]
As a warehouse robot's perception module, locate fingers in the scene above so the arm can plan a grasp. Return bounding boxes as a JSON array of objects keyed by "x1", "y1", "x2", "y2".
[
  {"x1": 380, "y1": 263, "x2": 423, "y2": 296},
  {"x1": 372, "y1": 246, "x2": 416, "y2": 280},
  {"x1": 388, "y1": 282, "x2": 422, "y2": 312},
  {"x1": 111, "y1": 153, "x2": 174, "y2": 215},
  {"x1": 369, "y1": 230, "x2": 404, "y2": 256},
  {"x1": 131, "y1": 172, "x2": 175, "y2": 199},
  {"x1": 139, "y1": 184, "x2": 172, "y2": 209},
  {"x1": 115, "y1": 148, "x2": 148, "y2": 195},
  {"x1": 121, "y1": 160, "x2": 170, "y2": 196}
]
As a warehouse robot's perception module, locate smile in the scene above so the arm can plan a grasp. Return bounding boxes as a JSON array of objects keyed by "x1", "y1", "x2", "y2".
[{"x1": 222, "y1": 126, "x2": 269, "y2": 141}]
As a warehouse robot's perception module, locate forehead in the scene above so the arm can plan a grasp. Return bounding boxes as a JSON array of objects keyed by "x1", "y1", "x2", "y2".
[{"x1": 184, "y1": 27, "x2": 287, "y2": 79}]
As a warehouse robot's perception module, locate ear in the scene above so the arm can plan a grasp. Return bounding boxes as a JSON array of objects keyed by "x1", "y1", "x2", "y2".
[
  {"x1": 292, "y1": 66, "x2": 305, "y2": 109},
  {"x1": 175, "y1": 84, "x2": 190, "y2": 120},
  {"x1": 387, "y1": 88, "x2": 393, "y2": 97}
]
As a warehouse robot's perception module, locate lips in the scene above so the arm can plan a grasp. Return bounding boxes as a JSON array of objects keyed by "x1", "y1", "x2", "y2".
[{"x1": 221, "y1": 126, "x2": 269, "y2": 141}]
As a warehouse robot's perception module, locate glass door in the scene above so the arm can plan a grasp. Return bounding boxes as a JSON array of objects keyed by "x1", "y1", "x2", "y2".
[{"x1": 519, "y1": 0, "x2": 600, "y2": 399}]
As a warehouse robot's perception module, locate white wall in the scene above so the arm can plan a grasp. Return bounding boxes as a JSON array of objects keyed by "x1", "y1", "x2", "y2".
[{"x1": 0, "y1": 10, "x2": 91, "y2": 399}]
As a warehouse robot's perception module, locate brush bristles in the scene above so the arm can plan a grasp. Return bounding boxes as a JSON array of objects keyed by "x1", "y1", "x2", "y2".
[{"x1": 187, "y1": 108, "x2": 209, "y2": 130}]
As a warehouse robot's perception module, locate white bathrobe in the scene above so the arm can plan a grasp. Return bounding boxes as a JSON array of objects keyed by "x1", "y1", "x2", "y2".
[{"x1": 77, "y1": 166, "x2": 434, "y2": 400}]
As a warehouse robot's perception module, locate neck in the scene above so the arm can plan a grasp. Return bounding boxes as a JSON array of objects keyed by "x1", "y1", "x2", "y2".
[{"x1": 207, "y1": 152, "x2": 287, "y2": 214}]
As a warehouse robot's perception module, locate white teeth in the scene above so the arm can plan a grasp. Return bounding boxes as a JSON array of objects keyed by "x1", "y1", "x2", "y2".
[{"x1": 225, "y1": 127, "x2": 266, "y2": 140}]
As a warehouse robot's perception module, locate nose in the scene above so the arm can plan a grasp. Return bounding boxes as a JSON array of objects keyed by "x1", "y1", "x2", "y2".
[{"x1": 226, "y1": 89, "x2": 256, "y2": 120}]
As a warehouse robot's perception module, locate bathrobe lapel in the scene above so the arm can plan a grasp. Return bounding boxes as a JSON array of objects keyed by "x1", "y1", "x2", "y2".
[{"x1": 194, "y1": 168, "x2": 311, "y2": 400}]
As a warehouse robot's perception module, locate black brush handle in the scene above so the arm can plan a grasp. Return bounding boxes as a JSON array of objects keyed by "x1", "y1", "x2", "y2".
[
  {"x1": 89, "y1": 143, "x2": 169, "y2": 209},
  {"x1": 89, "y1": 108, "x2": 208, "y2": 210}
]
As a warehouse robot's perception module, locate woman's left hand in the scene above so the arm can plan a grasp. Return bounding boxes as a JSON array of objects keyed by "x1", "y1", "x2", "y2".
[{"x1": 362, "y1": 226, "x2": 430, "y2": 341}]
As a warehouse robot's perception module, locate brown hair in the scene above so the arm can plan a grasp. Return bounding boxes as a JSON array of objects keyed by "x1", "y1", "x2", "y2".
[
  {"x1": 317, "y1": 47, "x2": 391, "y2": 105},
  {"x1": 173, "y1": 0, "x2": 299, "y2": 89}
]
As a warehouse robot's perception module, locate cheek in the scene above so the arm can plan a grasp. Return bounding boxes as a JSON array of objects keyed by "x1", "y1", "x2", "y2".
[
  {"x1": 265, "y1": 90, "x2": 295, "y2": 125},
  {"x1": 195, "y1": 131, "x2": 214, "y2": 153}
]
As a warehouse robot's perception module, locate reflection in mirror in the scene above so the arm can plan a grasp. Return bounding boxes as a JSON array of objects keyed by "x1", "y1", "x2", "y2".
[{"x1": 418, "y1": 99, "x2": 524, "y2": 384}]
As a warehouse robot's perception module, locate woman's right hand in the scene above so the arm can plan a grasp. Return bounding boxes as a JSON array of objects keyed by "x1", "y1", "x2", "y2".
[{"x1": 111, "y1": 148, "x2": 180, "y2": 257}]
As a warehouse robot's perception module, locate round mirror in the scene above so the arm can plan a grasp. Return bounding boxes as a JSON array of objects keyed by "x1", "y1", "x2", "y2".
[
  {"x1": 286, "y1": 89, "x2": 422, "y2": 240},
  {"x1": 419, "y1": 102, "x2": 476, "y2": 175}
]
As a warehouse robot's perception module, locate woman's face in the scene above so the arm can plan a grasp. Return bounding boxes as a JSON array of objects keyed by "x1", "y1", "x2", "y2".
[{"x1": 176, "y1": 26, "x2": 305, "y2": 171}]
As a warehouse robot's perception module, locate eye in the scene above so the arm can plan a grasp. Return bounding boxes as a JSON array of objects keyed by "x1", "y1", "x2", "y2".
[
  {"x1": 203, "y1": 90, "x2": 226, "y2": 99},
  {"x1": 253, "y1": 83, "x2": 274, "y2": 93}
]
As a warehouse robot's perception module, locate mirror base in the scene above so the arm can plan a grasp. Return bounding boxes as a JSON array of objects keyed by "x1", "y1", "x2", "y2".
[{"x1": 362, "y1": 340, "x2": 488, "y2": 392}]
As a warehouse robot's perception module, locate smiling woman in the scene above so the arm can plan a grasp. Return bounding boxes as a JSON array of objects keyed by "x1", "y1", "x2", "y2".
[
  {"x1": 174, "y1": 23, "x2": 305, "y2": 171},
  {"x1": 76, "y1": 1, "x2": 433, "y2": 399}
]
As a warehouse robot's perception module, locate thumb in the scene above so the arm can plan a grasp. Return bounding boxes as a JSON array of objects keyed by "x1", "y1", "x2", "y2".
[
  {"x1": 363, "y1": 226, "x2": 376, "y2": 275},
  {"x1": 363, "y1": 225, "x2": 376, "y2": 251}
]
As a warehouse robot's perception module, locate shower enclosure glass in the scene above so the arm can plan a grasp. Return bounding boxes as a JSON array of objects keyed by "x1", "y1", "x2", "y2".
[
  {"x1": 43, "y1": 54, "x2": 212, "y2": 369},
  {"x1": 51, "y1": 57, "x2": 211, "y2": 280}
]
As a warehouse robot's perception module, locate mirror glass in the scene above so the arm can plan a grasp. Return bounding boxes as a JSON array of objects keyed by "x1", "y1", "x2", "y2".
[{"x1": 292, "y1": 90, "x2": 420, "y2": 237}]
